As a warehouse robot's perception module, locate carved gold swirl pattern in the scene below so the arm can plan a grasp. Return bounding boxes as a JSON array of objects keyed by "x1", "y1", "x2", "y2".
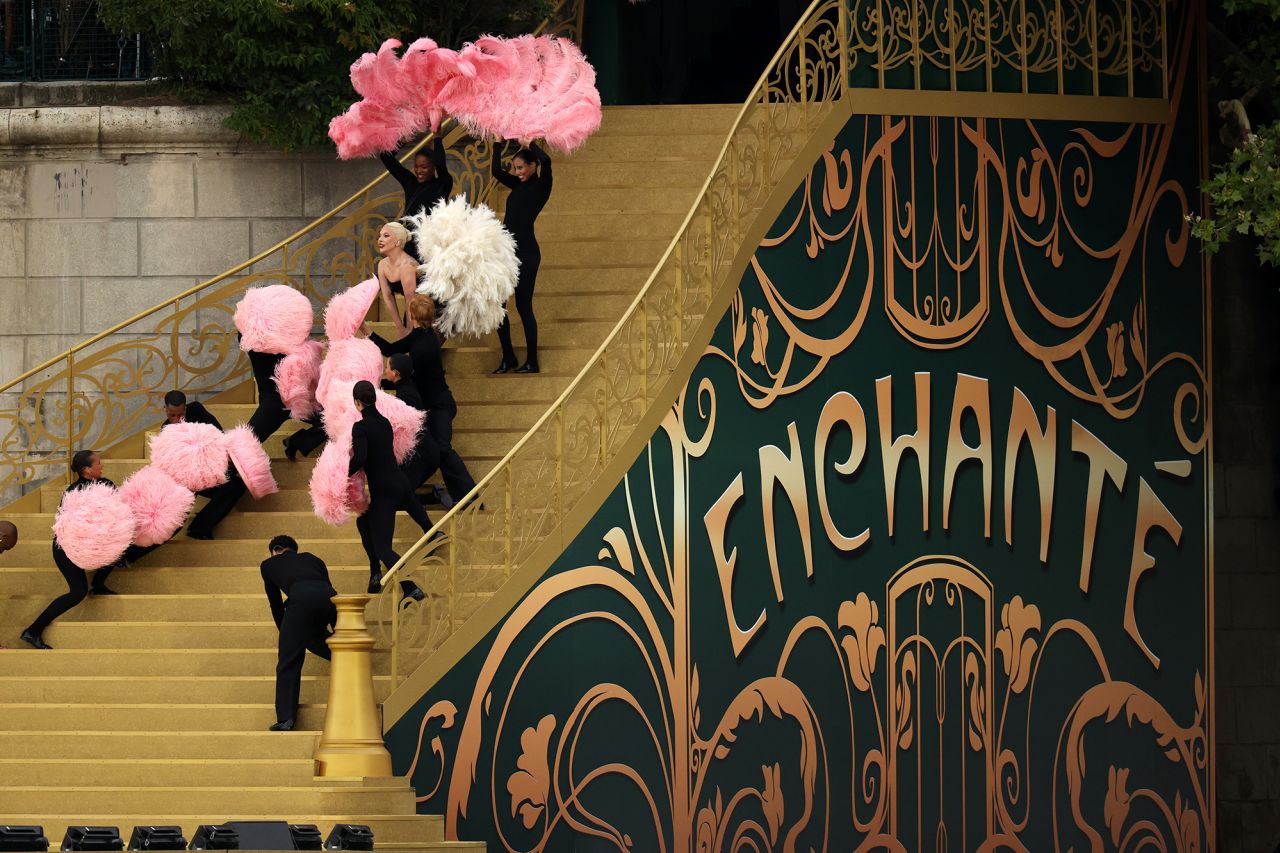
[
  {"x1": 708, "y1": 0, "x2": 1202, "y2": 457},
  {"x1": 377, "y1": 0, "x2": 849, "y2": 683},
  {"x1": 847, "y1": 0, "x2": 1166, "y2": 96},
  {"x1": 407, "y1": 380, "x2": 1210, "y2": 850}
]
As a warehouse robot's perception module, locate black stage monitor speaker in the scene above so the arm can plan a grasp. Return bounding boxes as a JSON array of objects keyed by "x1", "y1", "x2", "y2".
[
  {"x1": 127, "y1": 827, "x2": 186, "y2": 851},
  {"x1": 61, "y1": 828, "x2": 123, "y2": 852},
  {"x1": 0, "y1": 826, "x2": 49, "y2": 852},
  {"x1": 323, "y1": 826, "x2": 373, "y2": 852},
  {"x1": 187, "y1": 826, "x2": 238, "y2": 851},
  {"x1": 287, "y1": 826, "x2": 322, "y2": 852},
  {"x1": 222, "y1": 823, "x2": 292, "y2": 852}
]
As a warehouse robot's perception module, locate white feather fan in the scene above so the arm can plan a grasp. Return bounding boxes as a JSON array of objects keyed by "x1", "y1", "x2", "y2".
[{"x1": 407, "y1": 195, "x2": 519, "y2": 339}]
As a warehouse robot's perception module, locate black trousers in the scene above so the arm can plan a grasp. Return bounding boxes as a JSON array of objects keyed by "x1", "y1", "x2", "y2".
[
  {"x1": 426, "y1": 398, "x2": 476, "y2": 502},
  {"x1": 496, "y1": 241, "x2": 541, "y2": 366},
  {"x1": 275, "y1": 580, "x2": 335, "y2": 723},
  {"x1": 356, "y1": 486, "x2": 434, "y2": 575},
  {"x1": 187, "y1": 475, "x2": 247, "y2": 538},
  {"x1": 25, "y1": 541, "x2": 153, "y2": 636},
  {"x1": 248, "y1": 398, "x2": 291, "y2": 444},
  {"x1": 401, "y1": 429, "x2": 443, "y2": 493}
]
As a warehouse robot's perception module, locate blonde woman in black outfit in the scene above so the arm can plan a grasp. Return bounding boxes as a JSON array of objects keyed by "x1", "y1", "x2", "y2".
[
  {"x1": 491, "y1": 140, "x2": 553, "y2": 374},
  {"x1": 375, "y1": 221, "x2": 420, "y2": 335}
]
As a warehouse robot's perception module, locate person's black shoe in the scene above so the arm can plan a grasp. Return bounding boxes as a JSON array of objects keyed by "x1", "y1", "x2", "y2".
[
  {"x1": 400, "y1": 580, "x2": 426, "y2": 602},
  {"x1": 515, "y1": 362, "x2": 540, "y2": 374},
  {"x1": 89, "y1": 585, "x2": 119, "y2": 596},
  {"x1": 269, "y1": 719, "x2": 296, "y2": 731},
  {"x1": 368, "y1": 573, "x2": 383, "y2": 595},
  {"x1": 435, "y1": 486, "x2": 455, "y2": 509},
  {"x1": 19, "y1": 630, "x2": 52, "y2": 650},
  {"x1": 187, "y1": 529, "x2": 213, "y2": 541},
  {"x1": 492, "y1": 358, "x2": 518, "y2": 375},
  {"x1": 283, "y1": 436, "x2": 299, "y2": 462}
]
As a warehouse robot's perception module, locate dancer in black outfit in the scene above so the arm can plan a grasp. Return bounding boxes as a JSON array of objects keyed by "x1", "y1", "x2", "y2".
[
  {"x1": 259, "y1": 534, "x2": 336, "y2": 731},
  {"x1": 381, "y1": 354, "x2": 441, "y2": 490},
  {"x1": 188, "y1": 336, "x2": 289, "y2": 539},
  {"x1": 348, "y1": 381, "x2": 435, "y2": 594},
  {"x1": 491, "y1": 141, "x2": 553, "y2": 374},
  {"x1": 367, "y1": 296, "x2": 476, "y2": 504},
  {"x1": 380, "y1": 136, "x2": 453, "y2": 220},
  {"x1": 21, "y1": 450, "x2": 152, "y2": 649},
  {"x1": 163, "y1": 390, "x2": 222, "y2": 429}
]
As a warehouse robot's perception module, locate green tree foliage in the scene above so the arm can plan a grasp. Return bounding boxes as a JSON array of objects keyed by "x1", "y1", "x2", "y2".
[
  {"x1": 1191, "y1": 0, "x2": 1280, "y2": 266},
  {"x1": 97, "y1": 0, "x2": 554, "y2": 150}
]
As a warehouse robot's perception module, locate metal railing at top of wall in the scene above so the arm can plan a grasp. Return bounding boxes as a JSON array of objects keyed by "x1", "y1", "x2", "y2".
[
  {"x1": 0, "y1": 0, "x2": 584, "y2": 503},
  {"x1": 370, "y1": 0, "x2": 1175, "y2": 688},
  {"x1": 0, "y1": 0, "x2": 153, "y2": 82}
]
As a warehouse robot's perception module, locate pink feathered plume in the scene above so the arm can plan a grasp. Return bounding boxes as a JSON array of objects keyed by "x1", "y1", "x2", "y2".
[
  {"x1": 311, "y1": 434, "x2": 361, "y2": 526},
  {"x1": 315, "y1": 339, "x2": 383, "y2": 417},
  {"x1": 118, "y1": 466, "x2": 195, "y2": 547},
  {"x1": 223, "y1": 425, "x2": 279, "y2": 499},
  {"x1": 149, "y1": 421, "x2": 231, "y2": 492},
  {"x1": 274, "y1": 339, "x2": 326, "y2": 421},
  {"x1": 327, "y1": 33, "x2": 600, "y2": 158},
  {"x1": 54, "y1": 481, "x2": 136, "y2": 570},
  {"x1": 377, "y1": 390, "x2": 426, "y2": 463},
  {"x1": 324, "y1": 278, "x2": 381, "y2": 341},
  {"x1": 234, "y1": 285, "x2": 314, "y2": 355}
]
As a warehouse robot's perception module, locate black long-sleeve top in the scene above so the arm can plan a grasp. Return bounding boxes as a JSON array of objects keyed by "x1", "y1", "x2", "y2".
[
  {"x1": 381, "y1": 137, "x2": 453, "y2": 219},
  {"x1": 181, "y1": 401, "x2": 223, "y2": 430},
  {"x1": 260, "y1": 550, "x2": 335, "y2": 630},
  {"x1": 349, "y1": 406, "x2": 413, "y2": 493},
  {"x1": 385, "y1": 377, "x2": 425, "y2": 412},
  {"x1": 491, "y1": 141, "x2": 553, "y2": 244},
  {"x1": 370, "y1": 329, "x2": 451, "y2": 409}
]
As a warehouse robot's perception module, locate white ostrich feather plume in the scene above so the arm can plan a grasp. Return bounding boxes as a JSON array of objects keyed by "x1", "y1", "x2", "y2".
[{"x1": 407, "y1": 195, "x2": 518, "y2": 340}]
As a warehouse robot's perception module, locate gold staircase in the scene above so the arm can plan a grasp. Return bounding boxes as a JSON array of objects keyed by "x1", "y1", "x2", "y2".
[{"x1": 0, "y1": 102, "x2": 738, "y2": 844}]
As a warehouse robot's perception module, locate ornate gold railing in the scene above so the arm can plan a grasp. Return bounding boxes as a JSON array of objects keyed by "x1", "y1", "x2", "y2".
[
  {"x1": 0, "y1": 0, "x2": 583, "y2": 504},
  {"x1": 374, "y1": 0, "x2": 1174, "y2": 687},
  {"x1": 374, "y1": 0, "x2": 851, "y2": 683}
]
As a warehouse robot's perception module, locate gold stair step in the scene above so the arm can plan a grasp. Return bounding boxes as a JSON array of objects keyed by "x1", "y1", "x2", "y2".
[
  {"x1": 0, "y1": 675, "x2": 388, "y2": 704},
  {"x1": 554, "y1": 131, "x2": 727, "y2": 161},
  {"x1": 0, "y1": 758, "x2": 319, "y2": 787},
  {"x1": 0, "y1": 565, "x2": 410, "y2": 595},
  {"x1": 6, "y1": 539, "x2": 432, "y2": 565},
  {"x1": 592, "y1": 102, "x2": 738, "y2": 133},
  {"x1": 0, "y1": 784, "x2": 417, "y2": 816},
  {"x1": 0, "y1": 703, "x2": 328, "y2": 732},
  {"x1": 549, "y1": 158, "x2": 717, "y2": 187},
  {"x1": 0, "y1": 815, "x2": 445, "y2": 845},
  {"x1": 534, "y1": 211, "x2": 686, "y2": 240},
  {"x1": 0, "y1": 648, "x2": 376, "y2": 676},
  {"x1": 0, "y1": 730, "x2": 318, "y2": 759}
]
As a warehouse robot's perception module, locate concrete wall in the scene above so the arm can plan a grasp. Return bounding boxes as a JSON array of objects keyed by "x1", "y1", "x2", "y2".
[
  {"x1": 0, "y1": 104, "x2": 383, "y2": 385},
  {"x1": 1213, "y1": 240, "x2": 1280, "y2": 850}
]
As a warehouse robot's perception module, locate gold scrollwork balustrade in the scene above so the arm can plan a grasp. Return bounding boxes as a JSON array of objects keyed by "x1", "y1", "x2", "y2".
[
  {"x1": 374, "y1": 0, "x2": 852, "y2": 685},
  {"x1": 0, "y1": 0, "x2": 585, "y2": 504}
]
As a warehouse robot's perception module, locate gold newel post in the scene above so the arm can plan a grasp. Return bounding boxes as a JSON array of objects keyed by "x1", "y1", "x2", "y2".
[{"x1": 314, "y1": 595, "x2": 394, "y2": 777}]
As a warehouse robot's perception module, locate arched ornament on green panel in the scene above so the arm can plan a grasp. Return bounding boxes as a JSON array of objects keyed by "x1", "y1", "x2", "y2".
[{"x1": 385, "y1": 11, "x2": 1213, "y2": 851}]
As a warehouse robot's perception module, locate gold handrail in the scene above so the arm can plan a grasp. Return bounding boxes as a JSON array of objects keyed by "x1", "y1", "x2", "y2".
[
  {"x1": 374, "y1": 0, "x2": 1173, "y2": 687},
  {"x1": 375, "y1": 0, "x2": 851, "y2": 683},
  {"x1": 0, "y1": 0, "x2": 584, "y2": 500}
]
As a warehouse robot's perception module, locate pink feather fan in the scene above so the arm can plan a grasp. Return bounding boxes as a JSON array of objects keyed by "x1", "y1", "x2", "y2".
[
  {"x1": 149, "y1": 421, "x2": 231, "y2": 492},
  {"x1": 324, "y1": 278, "x2": 381, "y2": 341},
  {"x1": 118, "y1": 466, "x2": 195, "y2": 547},
  {"x1": 223, "y1": 425, "x2": 279, "y2": 500},
  {"x1": 443, "y1": 35, "x2": 601, "y2": 153},
  {"x1": 54, "y1": 482, "x2": 136, "y2": 570},
  {"x1": 311, "y1": 434, "x2": 360, "y2": 526},
  {"x1": 328, "y1": 33, "x2": 599, "y2": 158},
  {"x1": 234, "y1": 285, "x2": 314, "y2": 355},
  {"x1": 274, "y1": 339, "x2": 326, "y2": 421},
  {"x1": 315, "y1": 339, "x2": 384, "y2": 416}
]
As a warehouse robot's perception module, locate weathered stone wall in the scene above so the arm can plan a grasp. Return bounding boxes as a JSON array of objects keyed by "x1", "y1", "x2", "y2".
[
  {"x1": 1213, "y1": 240, "x2": 1280, "y2": 850},
  {"x1": 0, "y1": 104, "x2": 382, "y2": 385}
]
